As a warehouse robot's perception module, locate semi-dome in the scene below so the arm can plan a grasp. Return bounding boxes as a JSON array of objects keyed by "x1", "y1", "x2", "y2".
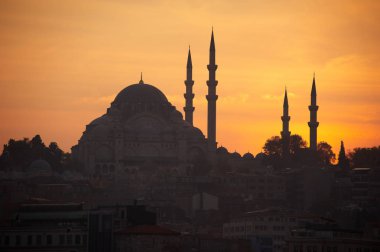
[
  {"x1": 255, "y1": 152, "x2": 267, "y2": 161},
  {"x1": 216, "y1": 146, "x2": 229, "y2": 155},
  {"x1": 243, "y1": 152, "x2": 255, "y2": 160},
  {"x1": 231, "y1": 151, "x2": 241, "y2": 159},
  {"x1": 113, "y1": 83, "x2": 169, "y2": 107}
]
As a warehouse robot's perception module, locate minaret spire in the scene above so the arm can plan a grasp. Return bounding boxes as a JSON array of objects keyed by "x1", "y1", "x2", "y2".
[
  {"x1": 281, "y1": 87, "x2": 291, "y2": 157},
  {"x1": 308, "y1": 73, "x2": 319, "y2": 151},
  {"x1": 184, "y1": 46, "x2": 195, "y2": 125},
  {"x1": 206, "y1": 28, "x2": 218, "y2": 154}
]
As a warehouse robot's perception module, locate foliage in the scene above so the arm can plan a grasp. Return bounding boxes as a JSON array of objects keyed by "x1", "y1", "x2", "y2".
[
  {"x1": 317, "y1": 141, "x2": 336, "y2": 165},
  {"x1": 263, "y1": 136, "x2": 282, "y2": 156},
  {"x1": 263, "y1": 134, "x2": 307, "y2": 157},
  {"x1": 0, "y1": 135, "x2": 67, "y2": 172},
  {"x1": 262, "y1": 134, "x2": 339, "y2": 167},
  {"x1": 289, "y1": 135, "x2": 307, "y2": 154},
  {"x1": 348, "y1": 146, "x2": 380, "y2": 168}
]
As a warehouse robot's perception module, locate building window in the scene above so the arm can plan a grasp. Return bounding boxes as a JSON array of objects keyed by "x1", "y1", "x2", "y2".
[
  {"x1": 27, "y1": 235, "x2": 33, "y2": 245},
  {"x1": 75, "y1": 235, "x2": 81, "y2": 245},
  {"x1": 36, "y1": 235, "x2": 42, "y2": 245},
  {"x1": 67, "y1": 234, "x2": 73, "y2": 245},
  {"x1": 4, "y1": 236, "x2": 9, "y2": 246},
  {"x1": 16, "y1": 235, "x2": 21, "y2": 246},
  {"x1": 95, "y1": 164, "x2": 100, "y2": 172},
  {"x1": 46, "y1": 235, "x2": 52, "y2": 245},
  {"x1": 83, "y1": 235, "x2": 87, "y2": 245},
  {"x1": 59, "y1": 235, "x2": 65, "y2": 245}
]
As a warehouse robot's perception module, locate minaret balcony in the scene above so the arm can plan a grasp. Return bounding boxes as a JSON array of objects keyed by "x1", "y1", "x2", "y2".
[
  {"x1": 183, "y1": 106, "x2": 195, "y2": 112},
  {"x1": 206, "y1": 94, "x2": 218, "y2": 101},
  {"x1": 308, "y1": 105, "x2": 319, "y2": 111},
  {"x1": 184, "y1": 93, "x2": 195, "y2": 99},
  {"x1": 308, "y1": 122, "x2": 319, "y2": 127},
  {"x1": 184, "y1": 80, "x2": 194, "y2": 86},
  {"x1": 281, "y1": 116, "x2": 290, "y2": 121},
  {"x1": 207, "y1": 64, "x2": 218, "y2": 71},
  {"x1": 206, "y1": 80, "x2": 218, "y2": 87}
]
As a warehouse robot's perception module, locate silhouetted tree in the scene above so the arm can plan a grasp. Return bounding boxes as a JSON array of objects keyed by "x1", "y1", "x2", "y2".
[
  {"x1": 48, "y1": 142, "x2": 63, "y2": 161},
  {"x1": 317, "y1": 141, "x2": 336, "y2": 165},
  {"x1": 30, "y1": 134, "x2": 45, "y2": 158},
  {"x1": 289, "y1": 134, "x2": 307, "y2": 155},
  {"x1": 0, "y1": 135, "x2": 68, "y2": 172},
  {"x1": 337, "y1": 141, "x2": 350, "y2": 171},
  {"x1": 0, "y1": 138, "x2": 32, "y2": 170},
  {"x1": 263, "y1": 134, "x2": 307, "y2": 157},
  {"x1": 263, "y1": 136, "x2": 282, "y2": 156},
  {"x1": 262, "y1": 135, "x2": 339, "y2": 167},
  {"x1": 348, "y1": 146, "x2": 380, "y2": 168}
]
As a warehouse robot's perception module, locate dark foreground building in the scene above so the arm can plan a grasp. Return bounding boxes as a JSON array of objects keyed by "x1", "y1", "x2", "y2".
[{"x1": 0, "y1": 203, "x2": 88, "y2": 252}]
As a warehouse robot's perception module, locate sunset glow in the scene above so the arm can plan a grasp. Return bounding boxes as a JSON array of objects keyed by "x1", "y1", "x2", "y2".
[{"x1": 1, "y1": 0, "x2": 379, "y2": 155}]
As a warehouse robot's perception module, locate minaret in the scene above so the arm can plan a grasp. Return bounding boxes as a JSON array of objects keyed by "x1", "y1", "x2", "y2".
[
  {"x1": 281, "y1": 87, "x2": 291, "y2": 157},
  {"x1": 206, "y1": 29, "x2": 218, "y2": 152},
  {"x1": 184, "y1": 47, "x2": 195, "y2": 125},
  {"x1": 308, "y1": 74, "x2": 319, "y2": 151}
]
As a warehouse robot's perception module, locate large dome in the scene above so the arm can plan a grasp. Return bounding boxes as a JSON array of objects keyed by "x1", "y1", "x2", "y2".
[{"x1": 113, "y1": 83, "x2": 169, "y2": 107}]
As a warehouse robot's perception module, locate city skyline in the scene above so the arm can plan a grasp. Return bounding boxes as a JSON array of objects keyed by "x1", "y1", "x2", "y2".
[{"x1": 1, "y1": 0, "x2": 379, "y2": 155}]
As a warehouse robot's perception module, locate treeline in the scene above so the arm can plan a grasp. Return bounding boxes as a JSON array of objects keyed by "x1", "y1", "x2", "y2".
[
  {"x1": 0, "y1": 134, "x2": 379, "y2": 173},
  {"x1": 262, "y1": 134, "x2": 380, "y2": 169},
  {"x1": 348, "y1": 146, "x2": 380, "y2": 168},
  {"x1": 0, "y1": 135, "x2": 80, "y2": 172}
]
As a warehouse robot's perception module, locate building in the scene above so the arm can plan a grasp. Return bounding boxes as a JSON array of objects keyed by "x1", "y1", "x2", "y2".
[
  {"x1": 0, "y1": 203, "x2": 88, "y2": 252},
  {"x1": 114, "y1": 225, "x2": 181, "y2": 252},
  {"x1": 71, "y1": 31, "x2": 219, "y2": 175},
  {"x1": 351, "y1": 167, "x2": 380, "y2": 206},
  {"x1": 286, "y1": 226, "x2": 380, "y2": 252},
  {"x1": 223, "y1": 208, "x2": 334, "y2": 252}
]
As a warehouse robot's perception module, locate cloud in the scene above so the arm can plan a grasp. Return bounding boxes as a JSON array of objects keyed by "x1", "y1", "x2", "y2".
[
  {"x1": 261, "y1": 92, "x2": 296, "y2": 100},
  {"x1": 72, "y1": 95, "x2": 115, "y2": 106}
]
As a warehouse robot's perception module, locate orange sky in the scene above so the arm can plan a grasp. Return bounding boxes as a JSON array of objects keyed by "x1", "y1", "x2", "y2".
[{"x1": 1, "y1": 0, "x2": 379, "y2": 156}]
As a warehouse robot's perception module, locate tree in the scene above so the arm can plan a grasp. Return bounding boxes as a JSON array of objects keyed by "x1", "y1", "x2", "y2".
[
  {"x1": 48, "y1": 142, "x2": 63, "y2": 161},
  {"x1": 289, "y1": 134, "x2": 307, "y2": 155},
  {"x1": 0, "y1": 135, "x2": 68, "y2": 172},
  {"x1": 263, "y1": 134, "x2": 307, "y2": 157},
  {"x1": 31, "y1": 134, "x2": 45, "y2": 158},
  {"x1": 0, "y1": 138, "x2": 33, "y2": 170},
  {"x1": 262, "y1": 134, "x2": 308, "y2": 169},
  {"x1": 338, "y1": 141, "x2": 350, "y2": 171},
  {"x1": 348, "y1": 146, "x2": 380, "y2": 168},
  {"x1": 317, "y1": 141, "x2": 336, "y2": 165},
  {"x1": 263, "y1": 136, "x2": 282, "y2": 156}
]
